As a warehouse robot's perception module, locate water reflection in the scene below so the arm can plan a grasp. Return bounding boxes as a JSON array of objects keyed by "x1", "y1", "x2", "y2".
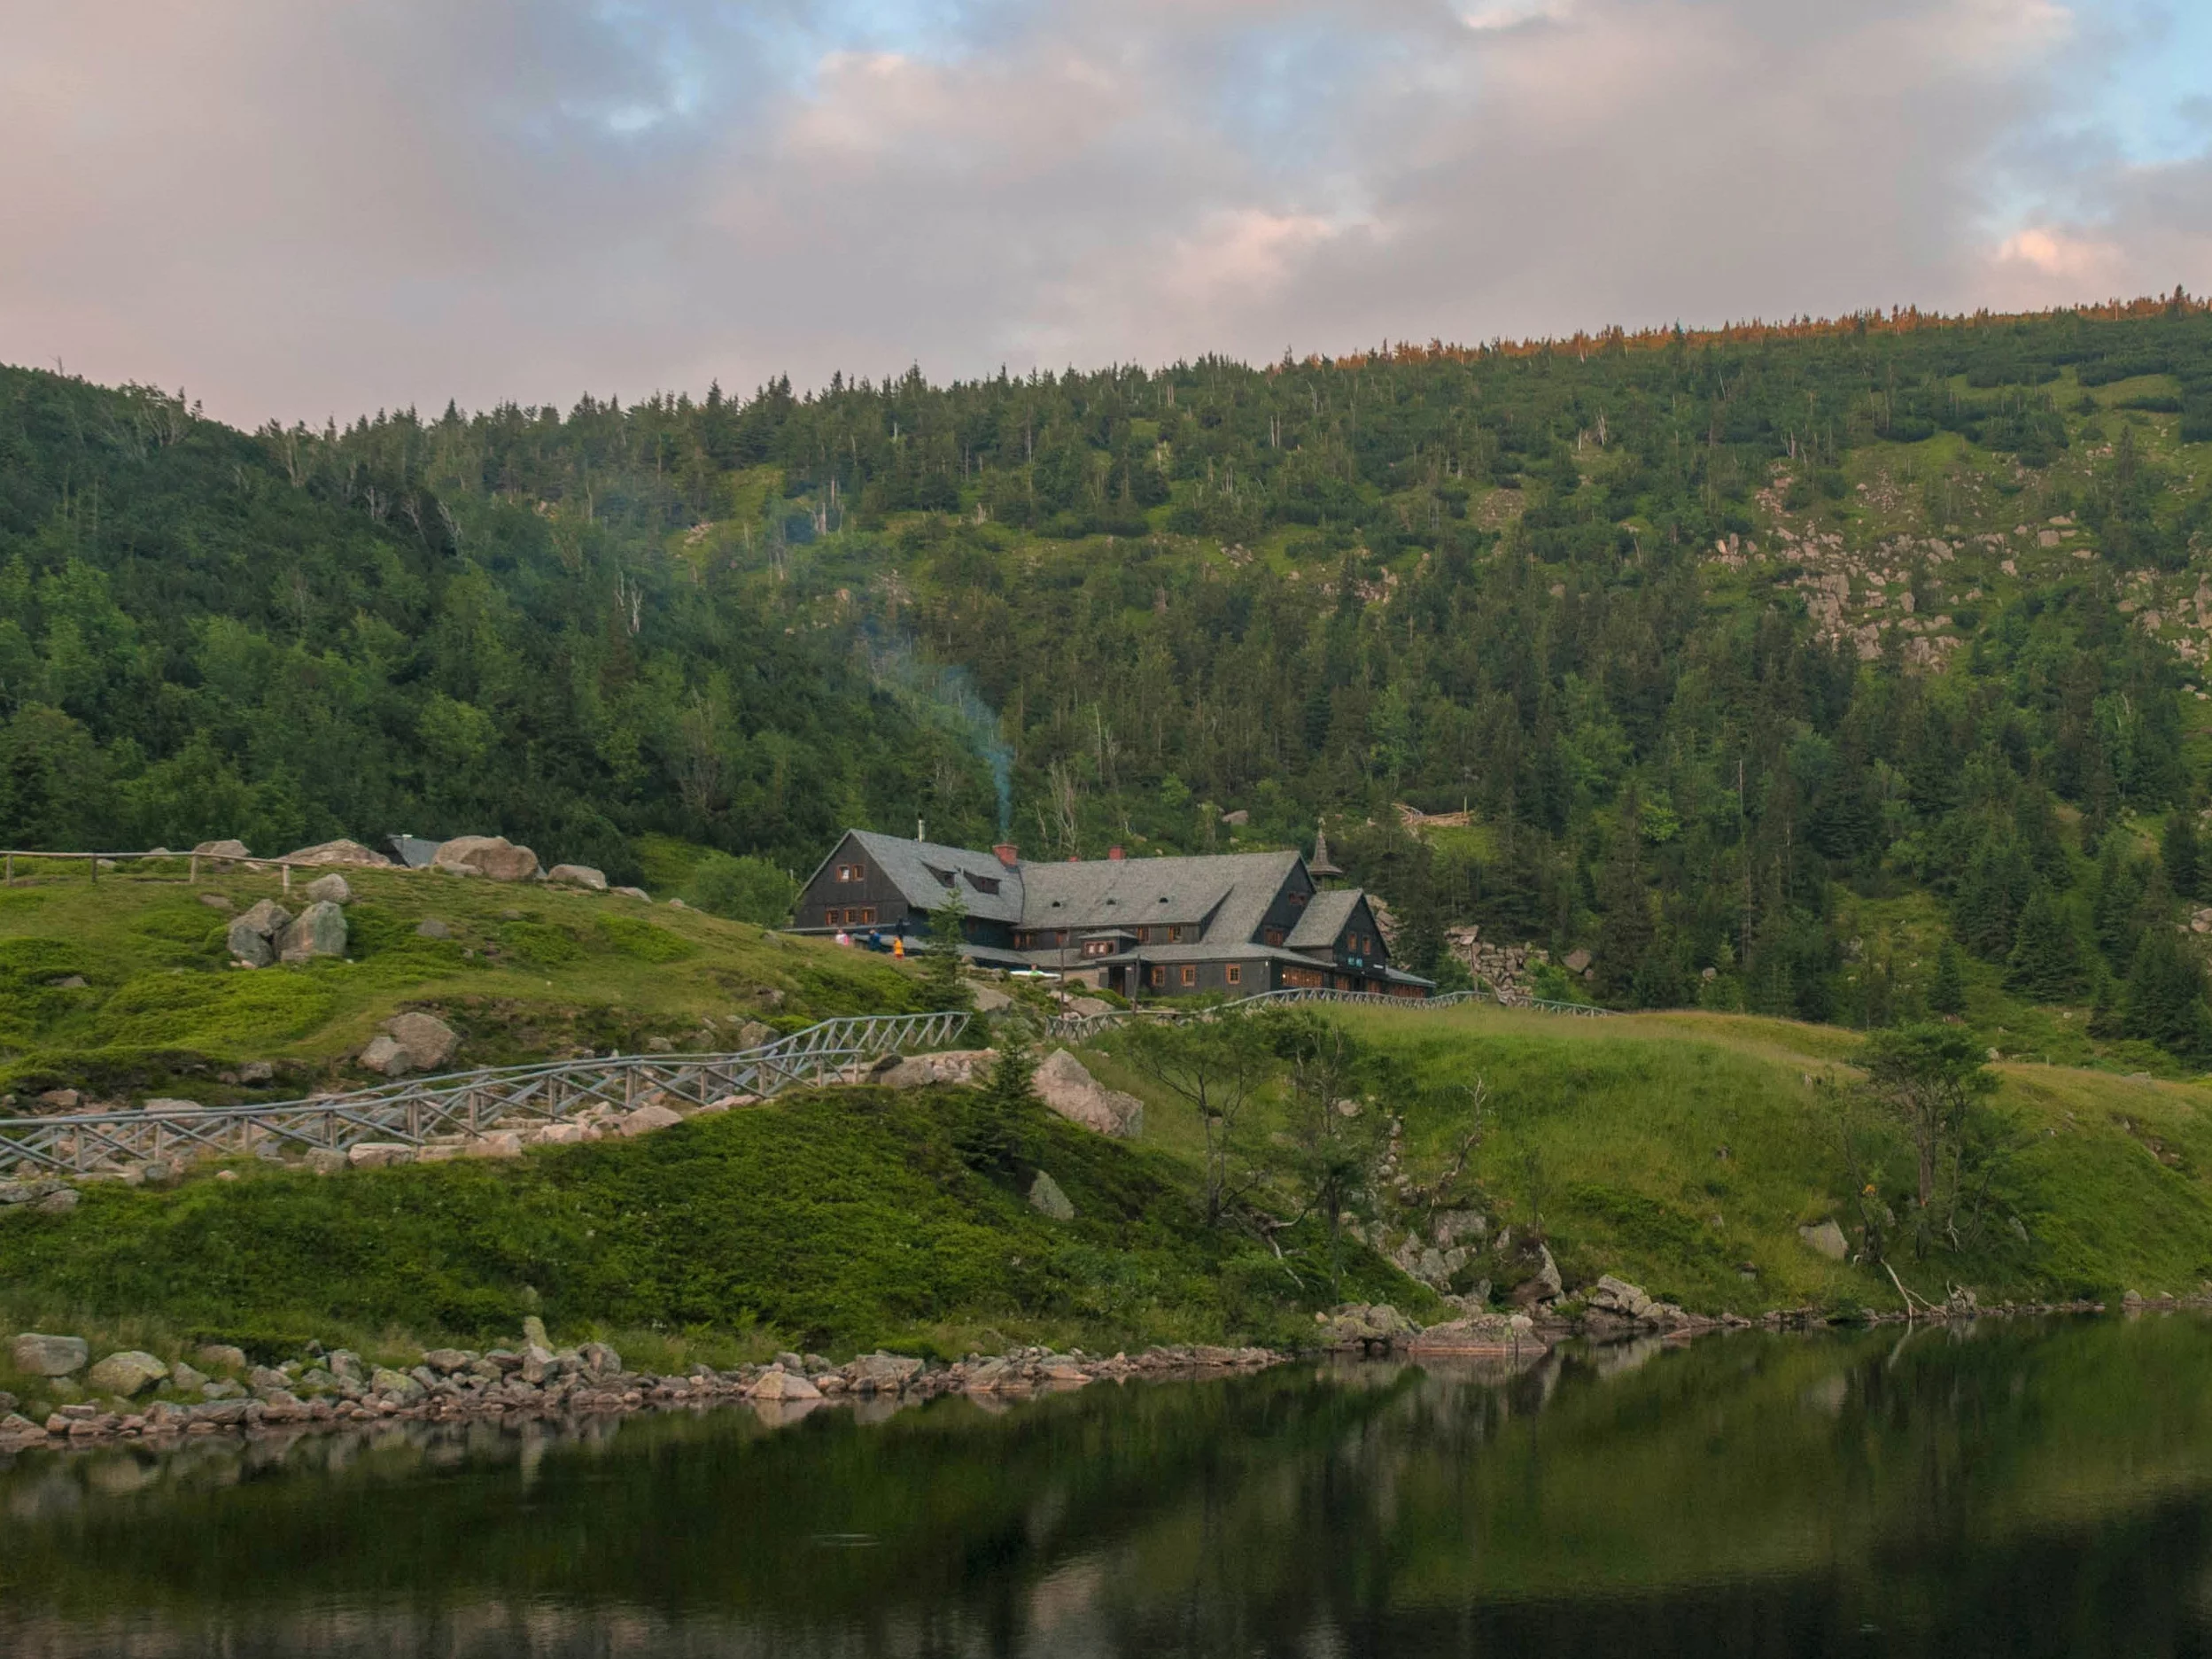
[{"x1": 6, "y1": 1319, "x2": 2212, "y2": 1655}]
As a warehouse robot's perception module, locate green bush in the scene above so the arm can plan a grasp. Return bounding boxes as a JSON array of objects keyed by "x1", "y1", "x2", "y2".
[{"x1": 684, "y1": 855, "x2": 799, "y2": 926}]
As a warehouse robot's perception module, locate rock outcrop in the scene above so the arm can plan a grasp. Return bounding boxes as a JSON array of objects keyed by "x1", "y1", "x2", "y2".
[
  {"x1": 1031, "y1": 1050, "x2": 1144, "y2": 1138},
  {"x1": 432, "y1": 836, "x2": 540, "y2": 881}
]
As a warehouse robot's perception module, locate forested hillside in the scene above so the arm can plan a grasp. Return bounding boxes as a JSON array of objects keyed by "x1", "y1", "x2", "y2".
[{"x1": 6, "y1": 296, "x2": 2212, "y2": 1055}]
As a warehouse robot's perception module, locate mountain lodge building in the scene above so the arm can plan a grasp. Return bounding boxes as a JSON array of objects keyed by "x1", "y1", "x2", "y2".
[{"x1": 789, "y1": 829, "x2": 1432, "y2": 1000}]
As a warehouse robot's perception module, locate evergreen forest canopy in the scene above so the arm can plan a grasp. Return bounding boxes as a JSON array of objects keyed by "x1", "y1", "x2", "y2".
[{"x1": 6, "y1": 295, "x2": 2212, "y2": 1051}]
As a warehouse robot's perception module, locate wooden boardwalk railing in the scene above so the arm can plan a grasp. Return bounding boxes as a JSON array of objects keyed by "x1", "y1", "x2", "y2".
[{"x1": 0, "y1": 1010, "x2": 973, "y2": 1180}]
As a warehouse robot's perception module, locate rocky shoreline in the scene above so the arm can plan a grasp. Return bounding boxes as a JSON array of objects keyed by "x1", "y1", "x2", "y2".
[
  {"x1": 0, "y1": 1321, "x2": 1279, "y2": 1456},
  {"x1": 0, "y1": 1278, "x2": 2155, "y2": 1460}
]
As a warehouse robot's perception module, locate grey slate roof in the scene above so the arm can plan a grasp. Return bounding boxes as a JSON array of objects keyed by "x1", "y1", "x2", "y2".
[
  {"x1": 1287, "y1": 888, "x2": 1362, "y2": 950},
  {"x1": 840, "y1": 830, "x2": 1026, "y2": 923},
  {"x1": 1019, "y1": 850, "x2": 1300, "y2": 935}
]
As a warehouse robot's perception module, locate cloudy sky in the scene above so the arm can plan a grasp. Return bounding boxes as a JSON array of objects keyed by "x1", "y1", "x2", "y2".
[{"x1": 4, "y1": 0, "x2": 2208, "y2": 424}]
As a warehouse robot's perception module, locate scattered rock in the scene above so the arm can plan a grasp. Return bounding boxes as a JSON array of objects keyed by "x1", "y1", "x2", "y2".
[
  {"x1": 11, "y1": 1333, "x2": 89, "y2": 1376},
  {"x1": 86, "y1": 1351, "x2": 169, "y2": 1397},
  {"x1": 619, "y1": 1103, "x2": 684, "y2": 1137},
  {"x1": 50, "y1": 975, "x2": 87, "y2": 988},
  {"x1": 1585, "y1": 1275, "x2": 1654, "y2": 1320},
  {"x1": 34, "y1": 1189, "x2": 78, "y2": 1214},
  {"x1": 615, "y1": 887, "x2": 650, "y2": 901},
  {"x1": 193, "y1": 839, "x2": 252, "y2": 861},
  {"x1": 278, "y1": 900, "x2": 347, "y2": 963},
  {"x1": 305, "y1": 873, "x2": 352, "y2": 904},
  {"x1": 302, "y1": 1149, "x2": 347, "y2": 1175},
  {"x1": 370, "y1": 1367, "x2": 424, "y2": 1401},
  {"x1": 1031, "y1": 1050, "x2": 1144, "y2": 1138},
  {"x1": 876, "y1": 1050, "x2": 994, "y2": 1089},
  {"x1": 665, "y1": 897, "x2": 688, "y2": 911},
  {"x1": 284, "y1": 840, "x2": 392, "y2": 868},
  {"x1": 141, "y1": 1097, "x2": 202, "y2": 1115},
  {"x1": 346, "y1": 1143, "x2": 414, "y2": 1169},
  {"x1": 547, "y1": 864, "x2": 608, "y2": 890},
  {"x1": 237, "y1": 1060, "x2": 276, "y2": 1084},
  {"x1": 1563, "y1": 949, "x2": 1593, "y2": 973},
  {"x1": 1798, "y1": 1220, "x2": 1850, "y2": 1261},
  {"x1": 969, "y1": 983, "x2": 1013, "y2": 1012},
  {"x1": 1510, "y1": 1244, "x2": 1564, "y2": 1307},
  {"x1": 37, "y1": 1089, "x2": 80, "y2": 1110},
  {"x1": 415, "y1": 918, "x2": 453, "y2": 940},
  {"x1": 227, "y1": 899, "x2": 291, "y2": 966},
  {"x1": 1317, "y1": 1304, "x2": 1418, "y2": 1353},
  {"x1": 1026, "y1": 1169, "x2": 1075, "y2": 1220},
  {"x1": 462, "y1": 1132, "x2": 524, "y2": 1159},
  {"x1": 432, "y1": 836, "x2": 540, "y2": 882},
  {"x1": 195, "y1": 1345, "x2": 248, "y2": 1373}
]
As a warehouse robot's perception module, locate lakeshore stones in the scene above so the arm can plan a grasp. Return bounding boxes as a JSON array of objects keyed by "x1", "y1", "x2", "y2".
[
  {"x1": 195, "y1": 1344, "x2": 248, "y2": 1373},
  {"x1": 86, "y1": 1352, "x2": 168, "y2": 1397},
  {"x1": 304, "y1": 872, "x2": 353, "y2": 904},
  {"x1": 432, "y1": 835, "x2": 540, "y2": 882},
  {"x1": 12, "y1": 1334, "x2": 89, "y2": 1376},
  {"x1": 168, "y1": 1361, "x2": 208, "y2": 1392},
  {"x1": 749, "y1": 1367, "x2": 821, "y2": 1401},
  {"x1": 278, "y1": 900, "x2": 347, "y2": 962},
  {"x1": 1026, "y1": 1169, "x2": 1076, "y2": 1221},
  {"x1": 1798, "y1": 1220, "x2": 1850, "y2": 1260},
  {"x1": 1585, "y1": 1275, "x2": 1654, "y2": 1321},
  {"x1": 523, "y1": 1316, "x2": 550, "y2": 1350},
  {"x1": 1031, "y1": 1050, "x2": 1145, "y2": 1138},
  {"x1": 227, "y1": 899, "x2": 291, "y2": 966},
  {"x1": 547, "y1": 864, "x2": 608, "y2": 890}
]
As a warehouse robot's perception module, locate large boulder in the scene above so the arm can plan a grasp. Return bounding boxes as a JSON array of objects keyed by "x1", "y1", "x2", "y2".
[
  {"x1": 226, "y1": 899, "x2": 291, "y2": 966},
  {"x1": 284, "y1": 840, "x2": 392, "y2": 868},
  {"x1": 433, "y1": 836, "x2": 540, "y2": 882},
  {"x1": 1584, "y1": 1275, "x2": 1654, "y2": 1320},
  {"x1": 192, "y1": 839, "x2": 251, "y2": 861},
  {"x1": 619, "y1": 1102, "x2": 684, "y2": 1137},
  {"x1": 384, "y1": 1011, "x2": 459, "y2": 1072},
  {"x1": 278, "y1": 900, "x2": 347, "y2": 963},
  {"x1": 11, "y1": 1333, "x2": 89, "y2": 1376},
  {"x1": 86, "y1": 1351, "x2": 169, "y2": 1398},
  {"x1": 305, "y1": 873, "x2": 352, "y2": 904},
  {"x1": 547, "y1": 864, "x2": 607, "y2": 891},
  {"x1": 1031, "y1": 1050, "x2": 1144, "y2": 1138},
  {"x1": 749, "y1": 1367, "x2": 822, "y2": 1402}
]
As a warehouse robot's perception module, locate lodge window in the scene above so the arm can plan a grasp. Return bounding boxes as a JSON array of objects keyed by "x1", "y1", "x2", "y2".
[
  {"x1": 1291, "y1": 891, "x2": 1308, "y2": 907},
  {"x1": 968, "y1": 874, "x2": 1001, "y2": 895},
  {"x1": 1150, "y1": 966, "x2": 1167, "y2": 988},
  {"x1": 1264, "y1": 927, "x2": 1285, "y2": 946},
  {"x1": 1225, "y1": 965, "x2": 1241, "y2": 985},
  {"x1": 1084, "y1": 939, "x2": 1112, "y2": 957},
  {"x1": 1180, "y1": 966, "x2": 1197, "y2": 987},
  {"x1": 834, "y1": 863, "x2": 864, "y2": 882}
]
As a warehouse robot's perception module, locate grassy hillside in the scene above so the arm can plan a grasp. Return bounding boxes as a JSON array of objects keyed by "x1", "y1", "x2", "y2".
[
  {"x1": 0, "y1": 858, "x2": 925, "y2": 1104},
  {"x1": 1083, "y1": 1001, "x2": 2212, "y2": 1315},
  {"x1": 0, "y1": 1078, "x2": 1421, "y2": 1384}
]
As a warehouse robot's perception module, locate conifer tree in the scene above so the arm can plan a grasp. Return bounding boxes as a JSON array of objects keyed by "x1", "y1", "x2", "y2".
[
  {"x1": 1953, "y1": 831, "x2": 2032, "y2": 961},
  {"x1": 2092, "y1": 837, "x2": 2148, "y2": 968},
  {"x1": 2004, "y1": 885, "x2": 2085, "y2": 1003},
  {"x1": 2165, "y1": 807, "x2": 2201, "y2": 903},
  {"x1": 921, "y1": 895, "x2": 973, "y2": 1012},
  {"x1": 2122, "y1": 926, "x2": 2212, "y2": 1060},
  {"x1": 1929, "y1": 939, "x2": 1967, "y2": 1016}
]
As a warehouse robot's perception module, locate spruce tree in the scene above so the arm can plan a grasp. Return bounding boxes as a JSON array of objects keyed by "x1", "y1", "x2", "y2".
[
  {"x1": 2092, "y1": 838, "x2": 2148, "y2": 968},
  {"x1": 1953, "y1": 830, "x2": 2032, "y2": 961},
  {"x1": 2004, "y1": 885, "x2": 2085, "y2": 1003},
  {"x1": 2122, "y1": 926, "x2": 2212, "y2": 1060},
  {"x1": 2165, "y1": 808, "x2": 2201, "y2": 904},
  {"x1": 1929, "y1": 939, "x2": 1967, "y2": 1016},
  {"x1": 920, "y1": 895, "x2": 974, "y2": 1012}
]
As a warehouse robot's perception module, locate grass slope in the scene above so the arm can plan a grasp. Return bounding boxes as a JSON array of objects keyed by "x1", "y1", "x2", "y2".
[
  {"x1": 1147, "y1": 1003, "x2": 2212, "y2": 1314},
  {"x1": 0, "y1": 859, "x2": 927, "y2": 1103},
  {"x1": 0, "y1": 1083, "x2": 1417, "y2": 1386}
]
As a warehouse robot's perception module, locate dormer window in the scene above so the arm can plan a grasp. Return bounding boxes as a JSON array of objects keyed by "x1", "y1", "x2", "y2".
[
  {"x1": 967, "y1": 873, "x2": 1001, "y2": 895},
  {"x1": 835, "y1": 862, "x2": 865, "y2": 882},
  {"x1": 924, "y1": 864, "x2": 956, "y2": 888}
]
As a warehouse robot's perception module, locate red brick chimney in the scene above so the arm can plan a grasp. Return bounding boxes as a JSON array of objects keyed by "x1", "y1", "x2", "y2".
[
  {"x1": 1107, "y1": 846, "x2": 1125, "y2": 861},
  {"x1": 993, "y1": 842, "x2": 1020, "y2": 868}
]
